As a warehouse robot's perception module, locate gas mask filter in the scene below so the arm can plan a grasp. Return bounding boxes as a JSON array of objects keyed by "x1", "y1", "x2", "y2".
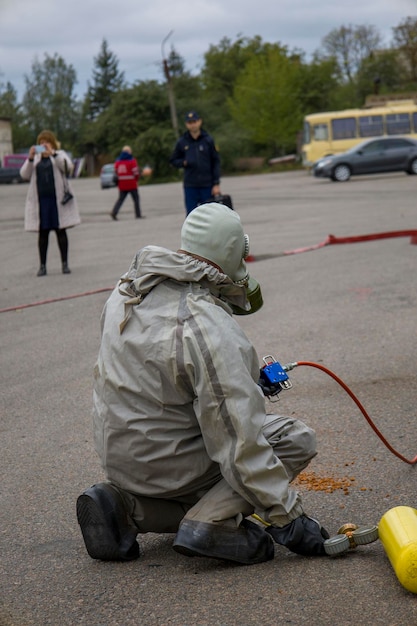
[{"x1": 230, "y1": 275, "x2": 263, "y2": 315}]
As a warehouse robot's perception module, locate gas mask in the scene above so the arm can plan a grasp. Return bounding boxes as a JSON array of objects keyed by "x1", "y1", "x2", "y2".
[{"x1": 180, "y1": 203, "x2": 263, "y2": 315}]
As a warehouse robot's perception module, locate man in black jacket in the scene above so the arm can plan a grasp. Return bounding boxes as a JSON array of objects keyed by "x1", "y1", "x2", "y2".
[{"x1": 170, "y1": 111, "x2": 221, "y2": 215}]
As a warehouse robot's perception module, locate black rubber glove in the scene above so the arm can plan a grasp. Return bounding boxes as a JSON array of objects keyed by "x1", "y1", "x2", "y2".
[
  {"x1": 266, "y1": 515, "x2": 330, "y2": 556},
  {"x1": 258, "y1": 371, "x2": 282, "y2": 398}
]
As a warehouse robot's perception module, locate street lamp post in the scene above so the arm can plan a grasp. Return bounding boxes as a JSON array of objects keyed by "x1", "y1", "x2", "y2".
[{"x1": 162, "y1": 31, "x2": 179, "y2": 139}]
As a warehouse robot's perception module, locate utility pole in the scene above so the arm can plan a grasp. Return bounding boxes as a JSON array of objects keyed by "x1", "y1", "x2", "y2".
[{"x1": 162, "y1": 31, "x2": 179, "y2": 139}]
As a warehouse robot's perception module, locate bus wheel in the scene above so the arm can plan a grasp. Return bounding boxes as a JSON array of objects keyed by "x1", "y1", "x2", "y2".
[{"x1": 331, "y1": 164, "x2": 351, "y2": 182}]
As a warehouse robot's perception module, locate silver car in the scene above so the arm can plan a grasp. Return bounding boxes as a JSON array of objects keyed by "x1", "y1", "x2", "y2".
[
  {"x1": 313, "y1": 136, "x2": 417, "y2": 182},
  {"x1": 100, "y1": 163, "x2": 117, "y2": 189}
]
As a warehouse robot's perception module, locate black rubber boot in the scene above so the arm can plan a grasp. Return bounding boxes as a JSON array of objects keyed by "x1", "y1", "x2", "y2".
[
  {"x1": 62, "y1": 262, "x2": 71, "y2": 274},
  {"x1": 266, "y1": 515, "x2": 330, "y2": 556},
  {"x1": 173, "y1": 518, "x2": 275, "y2": 564},
  {"x1": 37, "y1": 265, "x2": 47, "y2": 276},
  {"x1": 76, "y1": 483, "x2": 139, "y2": 561}
]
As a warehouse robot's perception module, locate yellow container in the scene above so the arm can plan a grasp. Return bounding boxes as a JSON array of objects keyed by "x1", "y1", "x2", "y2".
[{"x1": 379, "y1": 506, "x2": 417, "y2": 594}]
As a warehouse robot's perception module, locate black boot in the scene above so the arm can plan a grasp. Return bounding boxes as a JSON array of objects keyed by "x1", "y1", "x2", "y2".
[
  {"x1": 37, "y1": 265, "x2": 47, "y2": 276},
  {"x1": 76, "y1": 483, "x2": 139, "y2": 561},
  {"x1": 266, "y1": 515, "x2": 330, "y2": 556},
  {"x1": 62, "y1": 262, "x2": 71, "y2": 274},
  {"x1": 173, "y1": 518, "x2": 275, "y2": 564}
]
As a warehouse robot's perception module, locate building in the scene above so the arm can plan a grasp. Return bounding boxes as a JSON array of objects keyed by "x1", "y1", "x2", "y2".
[{"x1": 0, "y1": 117, "x2": 13, "y2": 166}]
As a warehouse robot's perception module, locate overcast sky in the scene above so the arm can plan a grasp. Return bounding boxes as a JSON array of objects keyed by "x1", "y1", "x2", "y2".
[{"x1": 0, "y1": 0, "x2": 415, "y2": 99}]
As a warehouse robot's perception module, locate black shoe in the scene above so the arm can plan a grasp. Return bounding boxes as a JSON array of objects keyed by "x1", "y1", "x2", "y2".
[
  {"x1": 173, "y1": 518, "x2": 274, "y2": 564},
  {"x1": 110, "y1": 213, "x2": 118, "y2": 220},
  {"x1": 62, "y1": 263, "x2": 71, "y2": 274},
  {"x1": 76, "y1": 483, "x2": 139, "y2": 561},
  {"x1": 266, "y1": 515, "x2": 330, "y2": 556},
  {"x1": 37, "y1": 265, "x2": 47, "y2": 276}
]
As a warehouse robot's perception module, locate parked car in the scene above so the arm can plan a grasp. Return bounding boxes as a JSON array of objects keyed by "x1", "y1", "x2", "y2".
[
  {"x1": 0, "y1": 168, "x2": 24, "y2": 184},
  {"x1": 313, "y1": 136, "x2": 417, "y2": 182},
  {"x1": 100, "y1": 163, "x2": 117, "y2": 189}
]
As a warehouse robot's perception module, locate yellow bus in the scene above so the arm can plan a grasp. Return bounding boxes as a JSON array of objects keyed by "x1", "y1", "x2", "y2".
[{"x1": 301, "y1": 99, "x2": 417, "y2": 167}]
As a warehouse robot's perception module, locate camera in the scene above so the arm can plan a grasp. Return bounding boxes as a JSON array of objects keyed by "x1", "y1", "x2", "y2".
[{"x1": 35, "y1": 145, "x2": 46, "y2": 153}]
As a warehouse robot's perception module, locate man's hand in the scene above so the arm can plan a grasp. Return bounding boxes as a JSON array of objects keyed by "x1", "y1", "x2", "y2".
[
  {"x1": 267, "y1": 515, "x2": 330, "y2": 556},
  {"x1": 257, "y1": 376, "x2": 281, "y2": 398}
]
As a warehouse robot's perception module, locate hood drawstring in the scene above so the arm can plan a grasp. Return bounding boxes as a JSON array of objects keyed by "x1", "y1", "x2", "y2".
[{"x1": 118, "y1": 277, "x2": 143, "y2": 334}]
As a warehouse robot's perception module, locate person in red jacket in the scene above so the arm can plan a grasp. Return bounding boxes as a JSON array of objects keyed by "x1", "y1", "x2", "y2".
[{"x1": 111, "y1": 146, "x2": 142, "y2": 220}]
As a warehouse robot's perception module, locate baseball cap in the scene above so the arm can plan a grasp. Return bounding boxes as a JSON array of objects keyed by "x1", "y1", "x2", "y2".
[{"x1": 185, "y1": 111, "x2": 201, "y2": 122}]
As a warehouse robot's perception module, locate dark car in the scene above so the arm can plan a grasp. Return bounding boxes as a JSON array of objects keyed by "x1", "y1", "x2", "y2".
[
  {"x1": 0, "y1": 167, "x2": 24, "y2": 184},
  {"x1": 100, "y1": 163, "x2": 117, "y2": 189},
  {"x1": 313, "y1": 136, "x2": 417, "y2": 182}
]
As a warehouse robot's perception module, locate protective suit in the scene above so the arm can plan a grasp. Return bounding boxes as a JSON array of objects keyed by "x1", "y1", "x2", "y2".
[{"x1": 78, "y1": 203, "x2": 327, "y2": 564}]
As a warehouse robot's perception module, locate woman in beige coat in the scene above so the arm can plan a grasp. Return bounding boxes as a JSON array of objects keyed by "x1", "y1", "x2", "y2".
[{"x1": 20, "y1": 130, "x2": 80, "y2": 276}]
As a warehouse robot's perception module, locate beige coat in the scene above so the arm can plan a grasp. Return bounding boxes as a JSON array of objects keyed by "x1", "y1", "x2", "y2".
[{"x1": 20, "y1": 150, "x2": 81, "y2": 232}]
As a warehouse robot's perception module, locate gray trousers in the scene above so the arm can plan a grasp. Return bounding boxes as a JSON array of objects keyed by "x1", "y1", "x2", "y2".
[{"x1": 116, "y1": 414, "x2": 317, "y2": 533}]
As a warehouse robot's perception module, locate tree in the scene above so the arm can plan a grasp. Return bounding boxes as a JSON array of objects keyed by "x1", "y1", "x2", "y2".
[
  {"x1": 21, "y1": 53, "x2": 81, "y2": 150},
  {"x1": 87, "y1": 80, "x2": 170, "y2": 157},
  {"x1": 133, "y1": 126, "x2": 177, "y2": 178},
  {"x1": 84, "y1": 39, "x2": 125, "y2": 121},
  {"x1": 392, "y1": 17, "x2": 417, "y2": 82},
  {"x1": 0, "y1": 81, "x2": 18, "y2": 118},
  {"x1": 199, "y1": 35, "x2": 285, "y2": 142},
  {"x1": 321, "y1": 24, "x2": 383, "y2": 83},
  {"x1": 166, "y1": 46, "x2": 187, "y2": 78},
  {"x1": 296, "y1": 56, "x2": 340, "y2": 113},
  {"x1": 0, "y1": 81, "x2": 31, "y2": 149},
  {"x1": 356, "y1": 49, "x2": 407, "y2": 101},
  {"x1": 229, "y1": 46, "x2": 304, "y2": 154},
  {"x1": 166, "y1": 46, "x2": 202, "y2": 113},
  {"x1": 201, "y1": 35, "x2": 268, "y2": 106}
]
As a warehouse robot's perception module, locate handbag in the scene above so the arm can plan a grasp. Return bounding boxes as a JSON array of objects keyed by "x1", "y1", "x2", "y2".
[
  {"x1": 209, "y1": 193, "x2": 233, "y2": 210},
  {"x1": 61, "y1": 160, "x2": 74, "y2": 205}
]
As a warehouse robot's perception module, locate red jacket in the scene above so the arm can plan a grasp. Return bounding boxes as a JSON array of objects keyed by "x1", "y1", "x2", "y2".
[{"x1": 115, "y1": 154, "x2": 140, "y2": 191}]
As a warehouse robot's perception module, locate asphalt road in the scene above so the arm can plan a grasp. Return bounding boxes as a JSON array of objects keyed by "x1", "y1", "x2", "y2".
[{"x1": 1, "y1": 170, "x2": 417, "y2": 626}]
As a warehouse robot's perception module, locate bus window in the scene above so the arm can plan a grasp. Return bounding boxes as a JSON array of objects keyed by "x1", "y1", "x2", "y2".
[
  {"x1": 331, "y1": 117, "x2": 356, "y2": 139},
  {"x1": 303, "y1": 121, "x2": 311, "y2": 144},
  {"x1": 358, "y1": 115, "x2": 383, "y2": 137},
  {"x1": 313, "y1": 124, "x2": 328, "y2": 141},
  {"x1": 386, "y1": 113, "x2": 411, "y2": 135},
  {"x1": 412, "y1": 112, "x2": 417, "y2": 132}
]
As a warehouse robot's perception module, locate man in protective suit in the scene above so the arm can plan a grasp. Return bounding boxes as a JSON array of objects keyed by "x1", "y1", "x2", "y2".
[{"x1": 77, "y1": 202, "x2": 329, "y2": 563}]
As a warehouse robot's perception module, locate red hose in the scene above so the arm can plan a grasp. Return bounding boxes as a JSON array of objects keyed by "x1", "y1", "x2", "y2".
[
  {"x1": 3, "y1": 230, "x2": 415, "y2": 311},
  {"x1": 244, "y1": 229, "x2": 417, "y2": 260},
  {"x1": 0, "y1": 287, "x2": 113, "y2": 313},
  {"x1": 296, "y1": 361, "x2": 417, "y2": 465}
]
